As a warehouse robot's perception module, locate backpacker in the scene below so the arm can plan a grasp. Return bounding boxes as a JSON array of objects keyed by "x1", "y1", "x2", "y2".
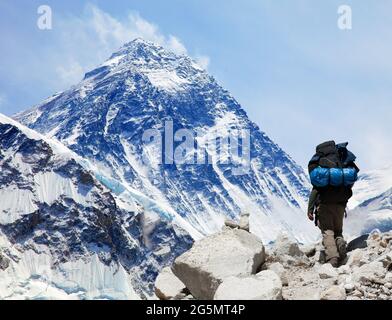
[{"x1": 308, "y1": 141, "x2": 359, "y2": 203}]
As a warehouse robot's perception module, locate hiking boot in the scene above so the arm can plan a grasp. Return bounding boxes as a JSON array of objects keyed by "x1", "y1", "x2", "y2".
[
  {"x1": 335, "y1": 237, "x2": 347, "y2": 261},
  {"x1": 328, "y1": 257, "x2": 339, "y2": 268}
]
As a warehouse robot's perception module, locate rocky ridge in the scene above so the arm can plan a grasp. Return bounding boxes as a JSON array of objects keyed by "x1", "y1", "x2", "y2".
[{"x1": 155, "y1": 217, "x2": 392, "y2": 300}]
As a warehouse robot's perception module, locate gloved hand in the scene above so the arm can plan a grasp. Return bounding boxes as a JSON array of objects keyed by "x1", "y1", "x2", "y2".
[{"x1": 307, "y1": 212, "x2": 314, "y2": 221}]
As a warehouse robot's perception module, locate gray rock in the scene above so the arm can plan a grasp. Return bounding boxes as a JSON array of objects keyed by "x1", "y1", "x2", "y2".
[
  {"x1": 154, "y1": 267, "x2": 186, "y2": 300},
  {"x1": 352, "y1": 261, "x2": 386, "y2": 284},
  {"x1": 224, "y1": 219, "x2": 240, "y2": 229},
  {"x1": 238, "y1": 212, "x2": 250, "y2": 232},
  {"x1": 0, "y1": 252, "x2": 10, "y2": 271},
  {"x1": 344, "y1": 283, "x2": 355, "y2": 292},
  {"x1": 381, "y1": 286, "x2": 390, "y2": 295},
  {"x1": 267, "y1": 262, "x2": 288, "y2": 286},
  {"x1": 366, "y1": 292, "x2": 378, "y2": 299},
  {"x1": 214, "y1": 270, "x2": 282, "y2": 300},
  {"x1": 377, "y1": 252, "x2": 392, "y2": 269},
  {"x1": 337, "y1": 265, "x2": 351, "y2": 275},
  {"x1": 172, "y1": 228, "x2": 265, "y2": 300},
  {"x1": 318, "y1": 263, "x2": 338, "y2": 279},
  {"x1": 346, "y1": 249, "x2": 366, "y2": 268},
  {"x1": 285, "y1": 286, "x2": 322, "y2": 300},
  {"x1": 384, "y1": 282, "x2": 392, "y2": 289},
  {"x1": 273, "y1": 233, "x2": 304, "y2": 257},
  {"x1": 385, "y1": 272, "x2": 392, "y2": 283},
  {"x1": 301, "y1": 245, "x2": 316, "y2": 258},
  {"x1": 320, "y1": 285, "x2": 346, "y2": 300},
  {"x1": 351, "y1": 289, "x2": 363, "y2": 298},
  {"x1": 277, "y1": 254, "x2": 297, "y2": 267}
]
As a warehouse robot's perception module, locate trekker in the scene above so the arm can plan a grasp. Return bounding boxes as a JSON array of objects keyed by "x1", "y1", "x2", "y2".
[{"x1": 307, "y1": 141, "x2": 359, "y2": 268}]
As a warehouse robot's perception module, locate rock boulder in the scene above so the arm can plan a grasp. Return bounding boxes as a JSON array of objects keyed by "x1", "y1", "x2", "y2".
[
  {"x1": 154, "y1": 267, "x2": 187, "y2": 300},
  {"x1": 320, "y1": 285, "x2": 346, "y2": 300},
  {"x1": 214, "y1": 270, "x2": 282, "y2": 300},
  {"x1": 172, "y1": 228, "x2": 265, "y2": 299},
  {"x1": 273, "y1": 233, "x2": 304, "y2": 258}
]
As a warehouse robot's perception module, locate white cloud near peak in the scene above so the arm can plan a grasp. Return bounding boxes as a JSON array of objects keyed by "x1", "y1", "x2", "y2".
[
  {"x1": 195, "y1": 55, "x2": 210, "y2": 70},
  {"x1": 51, "y1": 4, "x2": 206, "y2": 87}
]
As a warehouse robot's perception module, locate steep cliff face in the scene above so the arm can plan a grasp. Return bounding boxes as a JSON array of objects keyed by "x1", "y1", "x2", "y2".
[
  {"x1": 0, "y1": 114, "x2": 192, "y2": 299},
  {"x1": 15, "y1": 39, "x2": 317, "y2": 244}
]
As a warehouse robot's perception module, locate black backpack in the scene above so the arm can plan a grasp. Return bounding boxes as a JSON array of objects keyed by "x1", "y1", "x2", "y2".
[
  {"x1": 308, "y1": 140, "x2": 359, "y2": 204},
  {"x1": 308, "y1": 140, "x2": 359, "y2": 173}
]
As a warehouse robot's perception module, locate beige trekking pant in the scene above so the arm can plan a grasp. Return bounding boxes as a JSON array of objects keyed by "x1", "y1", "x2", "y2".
[{"x1": 317, "y1": 203, "x2": 346, "y2": 261}]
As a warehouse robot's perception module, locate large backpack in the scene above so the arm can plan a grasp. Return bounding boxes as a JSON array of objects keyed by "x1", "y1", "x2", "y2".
[{"x1": 308, "y1": 141, "x2": 359, "y2": 203}]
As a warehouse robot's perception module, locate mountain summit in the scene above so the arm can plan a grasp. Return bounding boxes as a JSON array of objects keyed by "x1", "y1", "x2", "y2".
[{"x1": 15, "y1": 38, "x2": 318, "y2": 243}]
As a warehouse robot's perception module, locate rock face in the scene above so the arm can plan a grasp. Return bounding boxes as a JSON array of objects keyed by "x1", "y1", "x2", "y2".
[
  {"x1": 172, "y1": 228, "x2": 265, "y2": 299},
  {"x1": 0, "y1": 252, "x2": 10, "y2": 270},
  {"x1": 154, "y1": 267, "x2": 187, "y2": 300},
  {"x1": 214, "y1": 271, "x2": 282, "y2": 300}
]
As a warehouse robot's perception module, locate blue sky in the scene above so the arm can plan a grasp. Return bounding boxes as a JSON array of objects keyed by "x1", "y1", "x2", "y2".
[{"x1": 0, "y1": 0, "x2": 391, "y2": 170}]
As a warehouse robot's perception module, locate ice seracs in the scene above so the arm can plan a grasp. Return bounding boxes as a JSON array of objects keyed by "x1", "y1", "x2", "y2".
[{"x1": 0, "y1": 113, "x2": 192, "y2": 299}]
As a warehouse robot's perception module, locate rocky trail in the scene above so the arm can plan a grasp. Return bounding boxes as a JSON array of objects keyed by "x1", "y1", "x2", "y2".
[{"x1": 154, "y1": 215, "x2": 392, "y2": 300}]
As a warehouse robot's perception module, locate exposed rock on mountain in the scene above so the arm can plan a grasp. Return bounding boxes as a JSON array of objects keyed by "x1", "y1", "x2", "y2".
[{"x1": 0, "y1": 114, "x2": 192, "y2": 299}]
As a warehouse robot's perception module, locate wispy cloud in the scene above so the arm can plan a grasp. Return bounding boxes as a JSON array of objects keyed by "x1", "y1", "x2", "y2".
[
  {"x1": 195, "y1": 55, "x2": 210, "y2": 70},
  {"x1": 51, "y1": 4, "x2": 208, "y2": 86}
]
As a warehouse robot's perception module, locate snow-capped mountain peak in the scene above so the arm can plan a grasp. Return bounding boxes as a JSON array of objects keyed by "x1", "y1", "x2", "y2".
[{"x1": 14, "y1": 38, "x2": 318, "y2": 244}]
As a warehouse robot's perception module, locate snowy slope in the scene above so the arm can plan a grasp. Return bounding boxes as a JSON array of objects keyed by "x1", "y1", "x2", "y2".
[
  {"x1": 348, "y1": 164, "x2": 392, "y2": 209},
  {"x1": 346, "y1": 187, "x2": 392, "y2": 239},
  {"x1": 15, "y1": 38, "x2": 318, "y2": 244},
  {"x1": 345, "y1": 165, "x2": 392, "y2": 239},
  {"x1": 0, "y1": 113, "x2": 192, "y2": 299}
]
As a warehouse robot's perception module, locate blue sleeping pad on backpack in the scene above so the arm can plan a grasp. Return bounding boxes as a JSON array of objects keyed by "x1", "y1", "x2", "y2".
[
  {"x1": 310, "y1": 166, "x2": 358, "y2": 187},
  {"x1": 309, "y1": 166, "x2": 330, "y2": 187},
  {"x1": 343, "y1": 167, "x2": 358, "y2": 186},
  {"x1": 330, "y1": 168, "x2": 343, "y2": 186}
]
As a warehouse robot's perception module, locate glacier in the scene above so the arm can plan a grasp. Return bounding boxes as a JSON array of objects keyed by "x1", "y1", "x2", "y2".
[{"x1": 0, "y1": 113, "x2": 193, "y2": 299}]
